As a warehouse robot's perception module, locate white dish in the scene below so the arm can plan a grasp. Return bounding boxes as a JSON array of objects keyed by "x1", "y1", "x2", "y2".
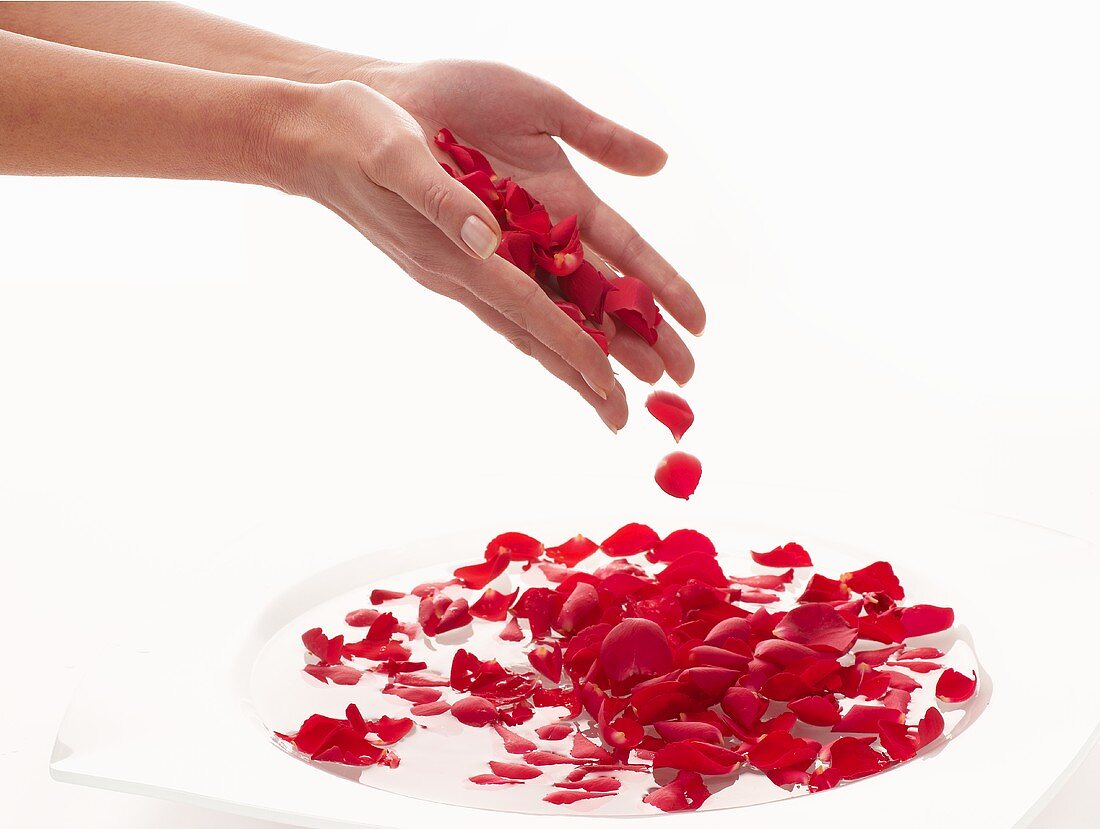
[{"x1": 51, "y1": 484, "x2": 1100, "y2": 827}]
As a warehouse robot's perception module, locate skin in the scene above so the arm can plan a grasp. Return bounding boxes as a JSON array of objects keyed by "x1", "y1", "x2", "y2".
[{"x1": 0, "y1": 3, "x2": 705, "y2": 432}]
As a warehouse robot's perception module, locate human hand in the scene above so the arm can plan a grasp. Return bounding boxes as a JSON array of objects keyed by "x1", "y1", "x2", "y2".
[
  {"x1": 276, "y1": 80, "x2": 627, "y2": 431},
  {"x1": 356, "y1": 59, "x2": 706, "y2": 387}
]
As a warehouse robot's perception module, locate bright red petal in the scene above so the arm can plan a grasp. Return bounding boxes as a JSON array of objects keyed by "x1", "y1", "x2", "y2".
[
  {"x1": 646, "y1": 391, "x2": 694, "y2": 442},
  {"x1": 655, "y1": 451, "x2": 702, "y2": 500}
]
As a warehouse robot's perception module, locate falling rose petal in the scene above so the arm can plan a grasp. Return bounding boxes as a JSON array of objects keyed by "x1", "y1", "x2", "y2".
[
  {"x1": 370, "y1": 589, "x2": 406, "y2": 605},
  {"x1": 410, "y1": 700, "x2": 451, "y2": 717},
  {"x1": 470, "y1": 774, "x2": 523, "y2": 785},
  {"x1": 543, "y1": 790, "x2": 616, "y2": 805},
  {"x1": 489, "y1": 761, "x2": 542, "y2": 780},
  {"x1": 655, "y1": 451, "x2": 702, "y2": 500},
  {"x1": 646, "y1": 391, "x2": 695, "y2": 442},
  {"x1": 546, "y1": 534, "x2": 599, "y2": 567},
  {"x1": 492, "y1": 722, "x2": 538, "y2": 754},
  {"x1": 450, "y1": 696, "x2": 500, "y2": 727},
  {"x1": 751, "y1": 542, "x2": 812, "y2": 568},
  {"x1": 936, "y1": 669, "x2": 978, "y2": 703},
  {"x1": 605, "y1": 276, "x2": 661, "y2": 345},
  {"x1": 486, "y1": 532, "x2": 544, "y2": 562},
  {"x1": 900, "y1": 604, "x2": 955, "y2": 637},
  {"x1": 644, "y1": 770, "x2": 712, "y2": 812},
  {"x1": 601, "y1": 523, "x2": 661, "y2": 557},
  {"x1": 774, "y1": 603, "x2": 858, "y2": 654}
]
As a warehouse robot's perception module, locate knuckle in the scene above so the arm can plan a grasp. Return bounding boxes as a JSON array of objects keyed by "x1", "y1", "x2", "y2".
[{"x1": 420, "y1": 179, "x2": 452, "y2": 224}]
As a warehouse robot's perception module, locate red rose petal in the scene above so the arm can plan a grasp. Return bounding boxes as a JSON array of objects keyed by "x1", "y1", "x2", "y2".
[
  {"x1": 543, "y1": 790, "x2": 616, "y2": 805},
  {"x1": 788, "y1": 693, "x2": 842, "y2": 726},
  {"x1": 382, "y1": 685, "x2": 441, "y2": 704},
  {"x1": 605, "y1": 276, "x2": 661, "y2": 345},
  {"x1": 470, "y1": 588, "x2": 518, "y2": 622},
  {"x1": 645, "y1": 391, "x2": 695, "y2": 442},
  {"x1": 485, "y1": 532, "x2": 544, "y2": 562},
  {"x1": 841, "y1": 561, "x2": 905, "y2": 601},
  {"x1": 496, "y1": 231, "x2": 535, "y2": 277},
  {"x1": 499, "y1": 615, "x2": 524, "y2": 642},
  {"x1": 434, "y1": 128, "x2": 495, "y2": 178},
  {"x1": 370, "y1": 589, "x2": 406, "y2": 605},
  {"x1": 654, "y1": 451, "x2": 702, "y2": 500},
  {"x1": 832, "y1": 704, "x2": 905, "y2": 734},
  {"x1": 303, "y1": 664, "x2": 363, "y2": 686},
  {"x1": 345, "y1": 608, "x2": 380, "y2": 627},
  {"x1": 410, "y1": 700, "x2": 451, "y2": 716},
  {"x1": 936, "y1": 668, "x2": 977, "y2": 703},
  {"x1": 751, "y1": 542, "x2": 812, "y2": 568},
  {"x1": 774, "y1": 603, "x2": 858, "y2": 654},
  {"x1": 644, "y1": 770, "x2": 712, "y2": 812},
  {"x1": 470, "y1": 774, "x2": 523, "y2": 785},
  {"x1": 599, "y1": 618, "x2": 674, "y2": 689},
  {"x1": 492, "y1": 722, "x2": 538, "y2": 754},
  {"x1": 523, "y1": 750, "x2": 583, "y2": 766},
  {"x1": 450, "y1": 696, "x2": 499, "y2": 727},
  {"x1": 489, "y1": 760, "x2": 542, "y2": 780},
  {"x1": 454, "y1": 554, "x2": 509, "y2": 590},
  {"x1": 558, "y1": 260, "x2": 615, "y2": 324},
  {"x1": 536, "y1": 723, "x2": 574, "y2": 741},
  {"x1": 648, "y1": 529, "x2": 716, "y2": 564},
  {"x1": 601, "y1": 523, "x2": 661, "y2": 557},
  {"x1": 900, "y1": 604, "x2": 955, "y2": 637},
  {"x1": 546, "y1": 534, "x2": 599, "y2": 567}
]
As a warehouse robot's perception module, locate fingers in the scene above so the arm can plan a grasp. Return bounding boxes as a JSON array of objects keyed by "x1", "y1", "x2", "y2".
[
  {"x1": 372, "y1": 136, "x2": 502, "y2": 261},
  {"x1": 581, "y1": 196, "x2": 707, "y2": 336},
  {"x1": 551, "y1": 92, "x2": 668, "y2": 177},
  {"x1": 584, "y1": 249, "x2": 696, "y2": 386},
  {"x1": 444, "y1": 282, "x2": 629, "y2": 433},
  {"x1": 459, "y1": 255, "x2": 618, "y2": 400}
]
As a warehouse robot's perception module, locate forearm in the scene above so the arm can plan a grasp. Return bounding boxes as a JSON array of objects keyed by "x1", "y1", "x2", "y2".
[
  {"x1": 0, "y1": 2, "x2": 377, "y2": 84},
  {"x1": 0, "y1": 28, "x2": 302, "y2": 184}
]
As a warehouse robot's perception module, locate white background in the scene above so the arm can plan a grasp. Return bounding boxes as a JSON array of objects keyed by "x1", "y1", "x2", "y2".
[{"x1": 2, "y1": 1, "x2": 1098, "y2": 826}]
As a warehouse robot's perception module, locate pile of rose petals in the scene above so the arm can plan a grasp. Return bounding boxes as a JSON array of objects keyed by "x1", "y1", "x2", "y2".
[
  {"x1": 436, "y1": 128, "x2": 661, "y2": 352},
  {"x1": 275, "y1": 528, "x2": 976, "y2": 812}
]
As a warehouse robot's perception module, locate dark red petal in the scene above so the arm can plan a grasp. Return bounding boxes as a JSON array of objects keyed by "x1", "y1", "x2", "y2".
[
  {"x1": 654, "y1": 451, "x2": 702, "y2": 500},
  {"x1": 751, "y1": 542, "x2": 812, "y2": 568},
  {"x1": 528, "y1": 643, "x2": 564, "y2": 683},
  {"x1": 489, "y1": 760, "x2": 542, "y2": 780},
  {"x1": 900, "y1": 604, "x2": 955, "y2": 637},
  {"x1": 434, "y1": 128, "x2": 495, "y2": 177},
  {"x1": 570, "y1": 733, "x2": 614, "y2": 762},
  {"x1": 558, "y1": 260, "x2": 614, "y2": 324},
  {"x1": 496, "y1": 231, "x2": 536, "y2": 276},
  {"x1": 369, "y1": 715, "x2": 414, "y2": 744},
  {"x1": 653, "y1": 720, "x2": 724, "y2": 744},
  {"x1": 434, "y1": 597, "x2": 472, "y2": 634},
  {"x1": 601, "y1": 523, "x2": 660, "y2": 557},
  {"x1": 599, "y1": 618, "x2": 673, "y2": 688},
  {"x1": 917, "y1": 705, "x2": 945, "y2": 747},
  {"x1": 605, "y1": 276, "x2": 661, "y2": 345},
  {"x1": 853, "y1": 645, "x2": 903, "y2": 667},
  {"x1": 643, "y1": 770, "x2": 711, "y2": 812},
  {"x1": 936, "y1": 669, "x2": 977, "y2": 703},
  {"x1": 797, "y1": 573, "x2": 850, "y2": 602},
  {"x1": 370, "y1": 589, "x2": 407, "y2": 605},
  {"x1": 646, "y1": 391, "x2": 695, "y2": 442},
  {"x1": 774, "y1": 603, "x2": 858, "y2": 654},
  {"x1": 546, "y1": 534, "x2": 599, "y2": 567}
]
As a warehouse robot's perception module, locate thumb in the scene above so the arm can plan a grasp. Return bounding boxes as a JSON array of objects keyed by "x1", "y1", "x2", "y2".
[{"x1": 380, "y1": 141, "x2": 502, "y2": 260}]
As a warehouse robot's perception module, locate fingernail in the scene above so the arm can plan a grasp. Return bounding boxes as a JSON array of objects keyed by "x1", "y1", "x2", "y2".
[
  {"x1": 583, "y1": 373, "x2": 609, "y2": 400},
  {"x1": 460, "y1": 215, "x2": 497, "y2": 260},
  {"x1": 599, "y1": 411, "x2": 620, "y2": 434}
]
